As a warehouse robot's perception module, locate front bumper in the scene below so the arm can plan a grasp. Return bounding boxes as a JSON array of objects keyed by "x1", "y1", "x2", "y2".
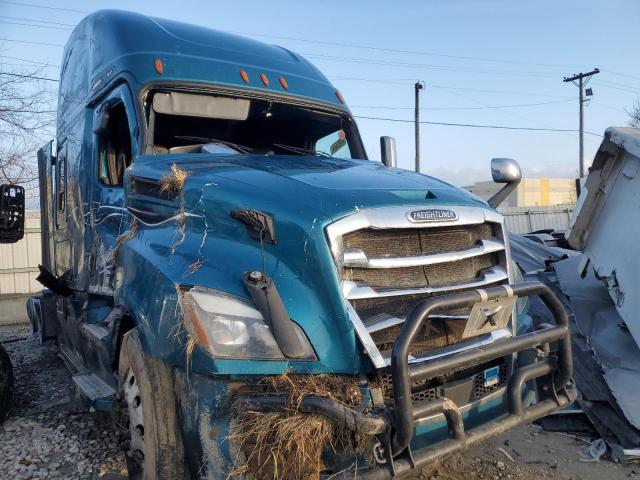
[{"x1": 239, "y1": 281, "x2": 575, "y2": 479}]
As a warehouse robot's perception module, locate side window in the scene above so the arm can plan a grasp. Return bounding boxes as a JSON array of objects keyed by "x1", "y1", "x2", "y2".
[
  {"x1": 55, "y1": 144, "x2": 67, "y2": 228},
  {"x1": 97, "y1": 103, "x2": 132, "y2": 186},
  {"x1": 315, "y1": 129, "x2": 352, "y2": 159}
]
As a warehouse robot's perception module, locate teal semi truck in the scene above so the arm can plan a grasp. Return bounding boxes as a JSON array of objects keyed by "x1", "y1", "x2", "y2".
[{"x1": 27, "y1": 10, "x2": 574, "y2": 479}]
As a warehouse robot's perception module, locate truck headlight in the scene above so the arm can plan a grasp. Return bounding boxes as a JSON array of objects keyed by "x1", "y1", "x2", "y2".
[{"x1": 180, "y1": 287, "x2": 308, "y2": 359}]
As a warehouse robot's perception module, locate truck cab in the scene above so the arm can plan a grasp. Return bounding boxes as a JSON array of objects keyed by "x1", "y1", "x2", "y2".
[{"x1": 31, "y1": 10, "x2": 574, "y2": 479}]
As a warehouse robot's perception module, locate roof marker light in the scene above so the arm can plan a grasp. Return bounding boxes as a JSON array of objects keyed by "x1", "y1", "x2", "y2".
[
  {"x1": 335, "y1": 90, "x2": 345, "y2": 104},
  {"x1": 154, "y1": 59, "x2": 164, "y2": 75},
  {"x1": 279, "y1": 76, "x2": 288, "y2": 90},
  {"x1": 260, "y1": 73, "x2": 270, "y2": 87},
  {"x1": 239, "y1": 69, "x2": 249, "y2": 84}
]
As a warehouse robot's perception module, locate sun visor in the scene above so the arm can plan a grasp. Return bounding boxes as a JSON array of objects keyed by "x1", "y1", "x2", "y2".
[{"x1": 152, "y1": 92, "x2": 250, "y2": 120}]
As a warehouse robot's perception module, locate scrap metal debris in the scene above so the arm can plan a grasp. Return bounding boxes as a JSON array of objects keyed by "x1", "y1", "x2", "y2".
[
  {"x1": 578, "y1": 439, "x2": 607, "y2": 463},
  {"x1": 509, "y1": 127, "x2": 640, "y2": 458}
]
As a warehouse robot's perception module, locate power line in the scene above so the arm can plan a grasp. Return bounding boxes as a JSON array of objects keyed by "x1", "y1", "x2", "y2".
[
  {"x1": 0, "y1": 70, "x2": 600, "y2": 135},
  {"x1": 2, "y1": 5, "x2": 637, "y2": 88},
  {"x1": 590, "y1": 101, "x2": 628, "y2": 114},
  {"x1": 302, "y1": 52, "x2": 559, "y2": 78},
  {"x1": 354, "y1": 114, "x2": 602, "y2": 136},
  {"x1": 431, "y1": 82, "x2": 567, "y2": 134},
  {"x1": 0, "y1": 1, "x2": 88, "y2": 13},
  {"x1": 605, "y1": 70, "x2": 640, "y2": 83},
  {"x1": 230, "y1": 30, "x2": 578, "y2": 70},
  {"x1": 0, "y1": 71, "x2": 58, "y2": 81},
  {"x1": 328, "y1": 76, "x2": 574, "y2": 99},
  {"x1": 596, "y1": 78, "x2": 640, "y2": 91},
  {"x1": 0, "y1": 19, "x2": 72, "y2": 30},
  {"x1": 351, "y1": 99, "x2": 573, "y2": 111},
  {"x1": 0, "y1": 55, "x2": 60, "y2": 68},
  {"x1": 0, "y1": 38, "x2": 65, "y2": 47},
  {"x1": 0, "y1": 14, "x2": 76, "y2": 26},
  {"x1": 0, "y1": 38, "x2": 576, "y2": 82},
  {"x1": 593, "y1": 80, "x2": 640, "y2": 94}
]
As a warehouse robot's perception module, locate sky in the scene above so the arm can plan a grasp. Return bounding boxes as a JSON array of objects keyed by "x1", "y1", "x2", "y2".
[{"x1": 1, "y1": 0, "x2": 639, "y2": 187}]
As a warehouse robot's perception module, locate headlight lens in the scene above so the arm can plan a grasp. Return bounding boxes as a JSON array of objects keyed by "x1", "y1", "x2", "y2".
[{"x1": 180, "y1": 287, "x2": 303, "y2": 359}]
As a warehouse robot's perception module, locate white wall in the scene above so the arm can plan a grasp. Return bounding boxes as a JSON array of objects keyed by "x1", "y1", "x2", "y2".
[{"x1": 0, "y1": 211, "x2": 42, "y2": 295}]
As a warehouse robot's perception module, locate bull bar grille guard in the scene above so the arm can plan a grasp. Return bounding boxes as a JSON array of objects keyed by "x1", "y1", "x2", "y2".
[{"x1": 237, "y1": 281, "x2": 575, "y2": 479}]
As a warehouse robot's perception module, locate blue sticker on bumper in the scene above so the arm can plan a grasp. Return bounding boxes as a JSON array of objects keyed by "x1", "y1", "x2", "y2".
[{"x1": 484, "y1": 366, "x2": 500, "y2": 387}]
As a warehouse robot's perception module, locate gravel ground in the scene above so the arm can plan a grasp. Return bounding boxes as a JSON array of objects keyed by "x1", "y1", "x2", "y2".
[
  {"x1": 1, "y1": 323, "x2": 637, "y2": 480},
  {"x1": 0, "y1": 325, "x2": 127, "y2": 479}
]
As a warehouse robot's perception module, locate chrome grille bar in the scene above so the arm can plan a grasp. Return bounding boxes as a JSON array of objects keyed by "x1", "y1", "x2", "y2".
[
  {"x1": 343, "y1": 238, "x2": 504, "y2": 268},
  {"x1": 342, "y1": 266, "x2": 508, "y2": 300},
  {"x1": 364, "y1": 312, "x2": 470, "y2": 334}
]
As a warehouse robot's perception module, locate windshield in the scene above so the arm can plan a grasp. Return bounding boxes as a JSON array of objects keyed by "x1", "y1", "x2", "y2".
[{"x1": 144, "y1": 90, "x2": 366, "y2": 159}]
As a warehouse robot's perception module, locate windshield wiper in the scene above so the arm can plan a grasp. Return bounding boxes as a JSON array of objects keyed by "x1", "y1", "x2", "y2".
[
  {"x1": 273, "y1": 143, "x2": 332, "y2": 158},
  {"x1": 175, "y1": 136, "x2": 253, "y2": 154}
]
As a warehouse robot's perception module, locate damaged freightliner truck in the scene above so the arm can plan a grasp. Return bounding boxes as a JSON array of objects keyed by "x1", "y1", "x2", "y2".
[{"x1": 28, "y1": 10, "x2": 575, "y2": 479}]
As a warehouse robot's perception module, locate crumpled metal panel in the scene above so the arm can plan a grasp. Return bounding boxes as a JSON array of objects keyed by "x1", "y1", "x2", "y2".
[
  {"x1": 555, "y1": 254, "x2": 640, "y2": 430},
  {"x1": 567, "y1": 127, "x2": 640, "y2": 347}
]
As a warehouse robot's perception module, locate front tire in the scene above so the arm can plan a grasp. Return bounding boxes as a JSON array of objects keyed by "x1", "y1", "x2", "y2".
[{"x1": 117, "y1": 329, "x2": 188, "y2": 479}]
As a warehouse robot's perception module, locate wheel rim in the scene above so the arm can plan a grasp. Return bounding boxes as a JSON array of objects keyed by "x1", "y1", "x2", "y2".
[{"x1": 124, "y1": 368, "x2": 145, "y2": 470}]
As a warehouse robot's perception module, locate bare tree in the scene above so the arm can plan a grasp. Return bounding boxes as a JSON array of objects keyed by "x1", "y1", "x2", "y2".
[
  {"x1": 0, "y1": 66, "x2": 56, "y2": 190},
  {"x1": 629, "y1": 99, "x2": 640, "y2": 129}
]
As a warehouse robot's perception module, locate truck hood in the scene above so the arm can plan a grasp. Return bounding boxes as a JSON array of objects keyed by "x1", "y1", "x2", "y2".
[
  {"x1": 131, "y1": 153, "x2": 487, "y2": 221},
  {"x1": 124, "y1": 153, "x2": 492, "y2": 374}
]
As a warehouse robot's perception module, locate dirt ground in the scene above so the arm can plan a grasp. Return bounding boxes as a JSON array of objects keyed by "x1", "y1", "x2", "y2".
[{"x1": 1, "y1": 323, "x2": 637, "y2": 480}]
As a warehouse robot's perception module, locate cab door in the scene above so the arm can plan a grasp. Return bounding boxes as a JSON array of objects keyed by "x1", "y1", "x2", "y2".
[
  {"x1": 53, "y1": 141, "x2": 71, "y2": 278},
  {"x1": 88, "y1": 84, "x2": 138, "y2": 292},
  {"x1": 36, "y1": 141, "x2": 55, "y2": 272}
]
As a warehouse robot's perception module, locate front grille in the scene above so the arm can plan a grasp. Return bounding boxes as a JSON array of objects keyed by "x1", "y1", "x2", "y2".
[
  {"x1": 344, "y1": 253, "x2": 498, "y2": 290},
  {"x1": 333, "y1": 215, "x2": 510, "y2": 360},
  {"x1": 343, "y1": 223, "x2": 493, "y2": 258},
  {"x1": 369, "y1": 317, "x2": 467, "y2": 355},
  {"x1": 354, "y1": 286, "x2": 490, "y2": 321},
  {"x1": 378, "y1": 362, "x2": 507, "y2": 405}
]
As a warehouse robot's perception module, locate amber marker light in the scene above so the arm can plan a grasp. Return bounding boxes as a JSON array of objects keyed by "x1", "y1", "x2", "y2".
[
  {"x1": 260, "y1": 73, "x2": 270, "y2": 87},
  {"x1": 279, "y1": 76, "x2": 288, "y2": 90},
  {"x1": 239, "y1": 69, "x2": 249, "y2": 84},
  {"x1": 154, "y1": 59, "x2": 164, "y2": 74}
]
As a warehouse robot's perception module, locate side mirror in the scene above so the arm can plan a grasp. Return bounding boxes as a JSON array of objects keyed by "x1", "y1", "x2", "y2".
[
  {"x1": 380, "y1": 136, "x2": 397, "y2": 168},
  {"x1": 488, "y1": 158, "x2": 522, "y2": 208},
  {"x1": 491, "y1": 157, "x2": 522, "y2": 183},
  {"x1": 0, "y1": 184, "x2": 25, "y2": 244}
]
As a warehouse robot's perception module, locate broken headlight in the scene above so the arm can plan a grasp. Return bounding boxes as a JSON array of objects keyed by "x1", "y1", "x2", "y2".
[{"x1": 180, "y1": 287, "x2": 309, "y2": 359}]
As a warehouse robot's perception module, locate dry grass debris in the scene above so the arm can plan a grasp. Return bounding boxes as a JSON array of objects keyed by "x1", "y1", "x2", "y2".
[
  {"x1": 160, "y1": 163, "x2": 189, "y2": 196},
  {"x1": 112, "y1": 218, "x2": 138, "y2": 264},
  {"x1": 228, "y1": 374, "x2": 373, "y2": 480},
  {"x1": 184, "y1": 258, "x2": 206, "y2": 276}
]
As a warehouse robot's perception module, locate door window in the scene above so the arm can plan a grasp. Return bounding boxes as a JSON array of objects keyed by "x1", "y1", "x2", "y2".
[
  {"x1": 55, "y1": 143, "x2": 67, "y2": 228},
  {"x1": 97, "y1": 102, "x2": 132, "y2": 186}
]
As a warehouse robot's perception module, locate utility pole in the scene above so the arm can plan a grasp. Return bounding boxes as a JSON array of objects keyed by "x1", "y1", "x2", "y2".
[
  {"x1": 563, "y1": 68, "x2": 599, "y2": 178},
  {"x1": 414, "y1": 81, "x2": 424, "y2": 173}
]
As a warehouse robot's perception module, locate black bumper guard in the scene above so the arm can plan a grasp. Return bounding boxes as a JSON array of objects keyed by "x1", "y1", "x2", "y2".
[{"x1": 239, "y1": 281, "x2": 575, "y2": 479}]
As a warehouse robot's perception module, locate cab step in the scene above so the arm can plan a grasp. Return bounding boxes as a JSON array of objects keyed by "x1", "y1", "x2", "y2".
[{"x1": 72, "y1": 372, "x2": 116, "y2": 410}]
